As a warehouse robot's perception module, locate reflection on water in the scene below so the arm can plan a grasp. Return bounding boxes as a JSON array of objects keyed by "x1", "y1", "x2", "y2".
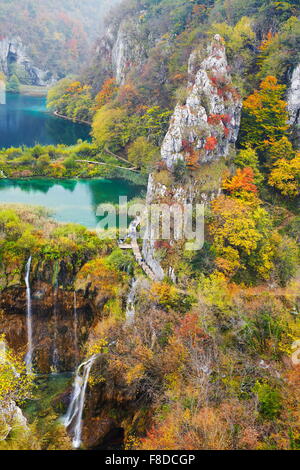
[
  {"x1": 2, "y1": 179, "x2": 78, "y2": 194},
  {"x1": 0, "y1": 93, "x2": 90, "y2": 148},
  {"x1": 0, "y1": 178, "x2": 145, "y2": 228}
]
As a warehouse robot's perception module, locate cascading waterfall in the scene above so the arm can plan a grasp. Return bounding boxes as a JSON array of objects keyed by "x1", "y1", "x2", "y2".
[
  {"x1": 73, "y1": 291, "x2": 79, "y2": 365},
  {"x1": 125, "y1": 279, "x2": 138, "y2": 325},
  {"x1": 63, "y1": 355, "x2": 98, "y2": 449},
  {"x1": 24, "y1": 256, "x2": 33, "y2": 373}
]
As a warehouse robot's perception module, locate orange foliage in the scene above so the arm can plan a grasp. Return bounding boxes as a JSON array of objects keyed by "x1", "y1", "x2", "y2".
[
  {"x1": 95, "y1": 78, "x2": 117, "y2": 109},
  {"x1": 176, "y1": 313, "x2": 209, "y2": 347},
  {"x1": 182, "y1": 140, "x2": 200, "y2": 169},
  {"x1": 117, "y1": 83, "x2": 140, "y2": 111},
  {"x1": 223, "y1": 167, "x2": 258, "y2": 195},
  {"x1": 259, "y1": 31, "x2": 276, "y2": 52},
  {"x1": 242, "y1": 76, "x2": 288, "y2": 151},
  {"x1": 76, "y1": 258, "x2": 127, "y2": 300},
  {"x1": 66, "y1": 81, "x2": 83, "y2": 93},
  {"x1": 207, "y1": 114, "x2": 222, "y2": 125}
]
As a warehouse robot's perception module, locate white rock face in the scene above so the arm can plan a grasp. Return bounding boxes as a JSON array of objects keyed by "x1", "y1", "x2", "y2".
[
  {"x1": 143, "y1": 36, "x2": 241, "y2": 281},
  {"x1": 0, "y1": 36, "x2": 54, "y2": 86},
  {"x1": 112, "y1": 19, "x2": 147, "y2": 85},
  {"x1": 161, "y1": 35, "x2": 242, "y2": 169},
  {"x1": 0, "y1": 401, "x2": 28, "y2": 441},
  {"x1": 94, "y1": 16, "x2": 149, "y2": 86},
  {"x1": 288, "y1": 64, "x2": 300, "y2": 127}
]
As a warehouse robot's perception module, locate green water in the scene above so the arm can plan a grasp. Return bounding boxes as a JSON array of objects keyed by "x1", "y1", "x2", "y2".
[
  {"x1": 0, "y1": 93, "x2": 90, "y2": 148},
  {"x1": 24, "y1": 373, "x2": 73, "y2": 422},
  {"x1": 0, "y1": 178, "x2": 145, "y2": 227}
]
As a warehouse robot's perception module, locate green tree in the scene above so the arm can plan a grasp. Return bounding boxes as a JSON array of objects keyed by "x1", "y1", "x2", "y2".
[
  {"x1": 127, "y1": 137, "x2": 159, "y2": 171},
  {"x1": 92, "y1": 106, "x2": 129, "y2": 152},
  {"x1": 234, "y1": 146, "x2": 264, "y2": 184},
  {"x1": 7, "y1": 75, "x2": 20, "y2": 93}
]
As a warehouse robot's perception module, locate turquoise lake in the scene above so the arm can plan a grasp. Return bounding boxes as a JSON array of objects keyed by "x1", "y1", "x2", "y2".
[
  {"x1": 0, "y1": 178, "x2": 144, "y2": 228},
  {"x1": 0, "y1": 92, "x2": 90, "y2": 148},
  {"x1": 0, "y1": 93, "x2": 145, "y2": 227}
]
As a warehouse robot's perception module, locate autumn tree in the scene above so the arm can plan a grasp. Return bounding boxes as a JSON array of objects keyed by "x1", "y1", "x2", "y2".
[
  {"x1": 209, "y1": 195, "x2": 274, "y2": 281},
  {"x1": 47, "y1": 78, "x2": 93, "y2": 122},
  {"x1": 92, "y1": 106, "x2": 129, "y2": 152},
  {"x1": 223, "y1": 167, "x2": 258, "y2": 197},
  {"x1": 234, "y1": 146, "x2": 264, "y2": 184},
  {"x1": 240, "y1": 76, "x2": 289, "y2": 163},
  {"x1": 116, "y1": 83, "x2": 141, "y2": 112},
  {"x1": 268, "y1": 152, "x2": 300, "y2": 197},
  {"x1": 127, "y1": 137, "x2": 159, "y2": 172},
  {"x1": 94, "y1": 78, "x2": 117, "y2": 110}
]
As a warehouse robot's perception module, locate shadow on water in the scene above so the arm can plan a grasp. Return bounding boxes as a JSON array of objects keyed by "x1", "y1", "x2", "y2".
[{"x1": 0, "y1": 93, "x2": 91, "y2": 148}]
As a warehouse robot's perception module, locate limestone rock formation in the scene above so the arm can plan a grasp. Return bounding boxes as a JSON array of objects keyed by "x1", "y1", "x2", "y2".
[
  {"x1": 288, "y1": 63, "x2": 300, "y2": 144},
  {"x1": 0, "y1": 401, "x2": 28, "y2": 442},
  {"x1": 94, "y1": 15, "x2": 149, "y2": 86},
  {"x1": 112, "y1": 18, "x2": 147, "y2": 85},
  {"x1": 161, "y1": 35, "x2": 242, "y2": 169},
  {"x1": 0, "y1": 36, "x2": 55, "y2": 86},
  {"x1": 142, "y1": 36, "x2": 242, "y2": 281}
]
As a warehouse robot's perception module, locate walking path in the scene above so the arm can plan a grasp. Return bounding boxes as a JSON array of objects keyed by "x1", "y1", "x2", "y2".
[{"x1": 120, "y1": 217, "x2": 157, "y2": 281}]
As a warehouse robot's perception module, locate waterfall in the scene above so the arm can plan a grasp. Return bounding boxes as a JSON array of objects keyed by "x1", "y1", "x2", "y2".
[
  {"x1": 52, "y1": 286, "x2": 59, "y2": 374},
  {"x1": 73, "y1": 292, "x2": 79, "y2": 365},
  {"x1": 125, "y1": 279, "x2": 138, "y2": 325},
  {"x1": 24, "y1": 256, "x2": 33, "y2": 373},
  {"x1": 63, "y1": 355, "x2": 98, "y2": 449}
]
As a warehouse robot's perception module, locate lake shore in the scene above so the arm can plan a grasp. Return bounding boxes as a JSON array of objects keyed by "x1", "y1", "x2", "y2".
[
  {"x1": 19, "y1": 84, "x2": 49, "y2": 97},
  {"x1": 53, "y1": 110, "x2": 91, "y2": 126}
]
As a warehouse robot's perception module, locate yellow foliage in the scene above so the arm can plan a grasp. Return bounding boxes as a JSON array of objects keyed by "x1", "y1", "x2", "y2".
[
  {"x1": 125, "y1": 364, "x2": 145, "y2": 385},
  {"x1": 210, "y1": 195, "x2": 274, "y2": 279},
  {"x1": 0, "y1": 335, "x2": 34, "y2": 404},
  {"x1": 268, "y1": 153, "x2": 300, "y2": 197}
]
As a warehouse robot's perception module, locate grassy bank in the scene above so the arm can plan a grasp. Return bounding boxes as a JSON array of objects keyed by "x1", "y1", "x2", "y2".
[{"x1": 0, "y1": 141, "x2": 148, "y2": 185}]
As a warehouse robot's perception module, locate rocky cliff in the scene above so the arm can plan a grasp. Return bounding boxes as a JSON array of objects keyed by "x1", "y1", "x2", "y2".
[
  {"x1": 0, "y1": 37, "x2": 55, "y2": 86},
  {"x1": 288, "y1": 63, "x2": 300, "y2": 146},
  {"x1": 0, "y1": 253, "x2": 112, "y2": 373},
  {"x1": 92, "y1": 14, "x2": 150, "y2": 86},
  {"x1": 142, "y1": 35, "x2": 241, "y2": 281},
  {"x1": 161, "y1": 35, "x2": 242, "y2": 169},
  {"x1": 0, "y1": 285, "x2": 93, "y2": 374},
  {"x1": 0, "y1": 401, "x2": 28, "y2": 443}
]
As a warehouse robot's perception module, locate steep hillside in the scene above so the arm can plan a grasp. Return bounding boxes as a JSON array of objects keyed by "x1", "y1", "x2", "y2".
[
  {"x1": 0, "y1": 0, "x2": 300, "y2": 452},
  {"x1": 0, "y1": 0, "x2": 121, "y2": 84}
]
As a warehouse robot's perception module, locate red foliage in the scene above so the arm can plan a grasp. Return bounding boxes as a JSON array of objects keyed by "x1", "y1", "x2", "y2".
[
  {"x1": 176, "y1": 313, "x2": 210, "y2": 345},
  {"x1": 221, "y1": 114, "x2": 231, "y2": 125},
  {"x1": 210, "y1": 76, "x2": 218, "y2": 86},
  {"x1": 207, "y1": 114, "x2": 222, "y2": 126},
  {"x1": 204, "y1": 136, "x2": 218, "y2": 151},
  {"x1": 154, "y1": 240, "x2": 172, "y2": 251}
]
